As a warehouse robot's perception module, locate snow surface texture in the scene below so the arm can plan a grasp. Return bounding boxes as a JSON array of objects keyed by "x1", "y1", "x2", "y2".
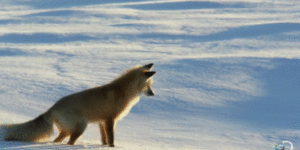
[{"x1": 0, "y1": 0, "x2": 299, "y2": 149}]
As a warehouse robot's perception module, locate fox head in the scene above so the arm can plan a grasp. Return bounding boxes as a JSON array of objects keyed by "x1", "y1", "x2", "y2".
[{"x1": 114, "y1": 63, "x2": 156, "y2": 97}]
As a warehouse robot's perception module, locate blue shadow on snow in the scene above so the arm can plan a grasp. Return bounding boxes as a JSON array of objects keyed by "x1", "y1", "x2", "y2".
[
  {"x1": 16, "y1": 0, "x2": 146, "y2": 9},
  {"x1": 133, "y1": 23, "x2": 300, "y2": 42},
  {"x1": 25, "y1": 10, "x2": 86, "y2": 17},
  {"x1": 0, "y1": 19, "x2": 22, "y2": 25},
  {"x1": 144, "y1": 58, "x2": 300, "y2": 130},
  {"x1": 0, "y1": 49, "x2": 27, "y2": 56},
  {"x1": 0, "y1": 10, "x2": 104, "y2": 25},
  {"x1": 124, "y1": 1, "x2": 249, "y2": 10},
  {"x1": 229, "y1": 58, "x2": 300, "y2": 129},
  {"x1": 112, "y1": 23, "x2": 156, "y2": 28},
  {"x1": 0, "y1": 33, "x2": 98, "y2": 43}
]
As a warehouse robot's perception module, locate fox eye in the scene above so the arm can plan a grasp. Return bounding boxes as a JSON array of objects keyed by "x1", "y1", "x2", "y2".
[{"x1": 144, "y1": 71, "x2": 156, "y2": 78}]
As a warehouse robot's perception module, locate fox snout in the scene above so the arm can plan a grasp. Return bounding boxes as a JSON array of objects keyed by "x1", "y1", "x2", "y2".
[{"x1": 145, "y1": 88, "x2": 155, "y2": 96}]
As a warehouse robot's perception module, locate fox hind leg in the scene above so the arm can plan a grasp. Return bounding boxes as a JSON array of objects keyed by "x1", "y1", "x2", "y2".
[
  {"x1": 54, "y1": 131, "x2": 69, "y2": 143},
  {"x1": 67, "y1": 122, "x2": 88, "y2": 145}
]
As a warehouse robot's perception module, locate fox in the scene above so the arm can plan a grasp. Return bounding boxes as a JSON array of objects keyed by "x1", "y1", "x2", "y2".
[{"x1": 1, "y1": 63, "x2": 156, "y2": 147}]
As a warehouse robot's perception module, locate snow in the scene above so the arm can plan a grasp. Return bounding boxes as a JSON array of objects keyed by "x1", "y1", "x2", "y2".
[{"x1": 0, "y1": 0, "x2": 299, "y2": 149}]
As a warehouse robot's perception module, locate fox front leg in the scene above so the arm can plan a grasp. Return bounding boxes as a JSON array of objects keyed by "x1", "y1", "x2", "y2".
[
  {"x1": 103, "y1": 119, "x2": 116, "y2": 147},
  {"x1": 99, "y1": 122, "x2": 107, "y2": 145}
]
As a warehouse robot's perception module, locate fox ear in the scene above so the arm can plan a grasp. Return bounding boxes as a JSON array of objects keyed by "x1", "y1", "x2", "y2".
[
  {"x1": 144, "y1": 71, "x2": 156, "y2": 78},
  {"x1": 143, "y1": 63, "x2": 154, "y2": 70}
]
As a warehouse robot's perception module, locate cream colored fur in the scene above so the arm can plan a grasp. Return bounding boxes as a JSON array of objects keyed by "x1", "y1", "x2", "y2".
[{"x1": 1, "y1": 64, "x2": 156, "y2": 147}]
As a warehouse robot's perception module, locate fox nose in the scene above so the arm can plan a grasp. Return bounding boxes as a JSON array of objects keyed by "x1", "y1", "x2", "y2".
[{"x1": 145, "y1": 88, "x2": 155, "y2": 96}]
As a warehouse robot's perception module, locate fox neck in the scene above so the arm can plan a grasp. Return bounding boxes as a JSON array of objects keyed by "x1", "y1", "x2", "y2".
[
  {"x1": 122, "y1": 81, "x2": 143, "y2": 100},
  {"x1": 110, "y1": 78, "x2": 144, "y2": 99}
]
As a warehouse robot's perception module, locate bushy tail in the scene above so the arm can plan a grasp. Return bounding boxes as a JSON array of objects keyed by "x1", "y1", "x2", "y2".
[{"x1": 2, "y1": 111, "x2": 54, "y2": 142}]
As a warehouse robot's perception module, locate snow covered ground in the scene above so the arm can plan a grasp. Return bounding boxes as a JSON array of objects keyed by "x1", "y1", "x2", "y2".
[{"x1": 0, "y1": 0, "x2": 299, "y2": 149}]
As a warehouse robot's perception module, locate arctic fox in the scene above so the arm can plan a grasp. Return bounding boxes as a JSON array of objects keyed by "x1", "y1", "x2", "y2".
[{"x1": 1, "y1": 63, "x2": 156, "y2": 147}]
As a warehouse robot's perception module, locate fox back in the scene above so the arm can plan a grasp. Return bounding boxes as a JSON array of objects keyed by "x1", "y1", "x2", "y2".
[{"x1": 50, "y1": 65, "x2": 155, "y2": 122}]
